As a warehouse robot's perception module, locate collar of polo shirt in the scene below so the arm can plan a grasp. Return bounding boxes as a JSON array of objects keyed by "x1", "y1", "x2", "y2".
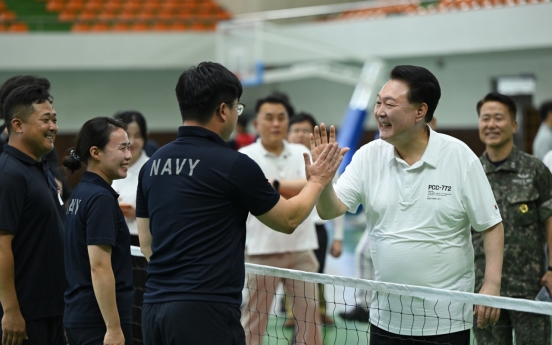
[
  {"x1": 257, "y1": 138, "x2": 292, "y2": 159},
  {"x1": 387, "y1": 125, "x2": 440, "y2": 169}
]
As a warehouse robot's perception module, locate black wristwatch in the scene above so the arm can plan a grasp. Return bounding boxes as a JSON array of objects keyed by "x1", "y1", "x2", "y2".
[
  {"x1": 548, "y1": 266, "x2": 552, "y2": 272},
  {"x1": 273, "y1": 180, "x2": 280, "y2": 192}
]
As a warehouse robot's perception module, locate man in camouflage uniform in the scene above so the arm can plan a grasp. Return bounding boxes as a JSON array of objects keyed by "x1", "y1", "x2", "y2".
[{"x1": 474, "y1": 92, "x2": 552, "y2": 345}]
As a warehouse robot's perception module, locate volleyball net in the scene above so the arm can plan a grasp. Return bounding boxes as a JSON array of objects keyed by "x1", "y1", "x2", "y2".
[{"x1": 130, "y1": 246, "x2": 552, "y2": 344}]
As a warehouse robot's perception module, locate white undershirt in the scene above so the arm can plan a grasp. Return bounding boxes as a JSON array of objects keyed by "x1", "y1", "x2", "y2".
[
  {"x1": 239, "y1": 140, "x2": 318, "y2": 255},
  {"x1": 542, "y1": 150, "x2": 552, "y2": 172},
  {"x1": 112, "y1": 151, "x2": 149, "y2": 236}
]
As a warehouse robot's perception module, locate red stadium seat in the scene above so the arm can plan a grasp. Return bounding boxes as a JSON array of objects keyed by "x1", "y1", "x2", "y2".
[
  {"x1": 118, "y1": 10, "x2": 135, "y2": 22},
  {"x1": 71, "y1": 22, "x2": 89, "y2": 32},
  {"x1": 170, "y1": 22, "x2": 188, "y2": 31},
  {"x1": 59, "y1": 10, "x2": 77, "y2": 22},
  {"x1": 78, "y1": 10, "x2": 96, "y2": 22},
  {"x1": 130, "y1": 22, "x2": 149, "y2": 31},
  {"x1": 135, "y1": 11, "x2": 154, "y2": 21},
  {"x1": 98, "y1": 11, "x2": 116, "y2": 22},
  {"x1": 89, "y1": 22, "x2": 109, "y2": 31},
  {"x1": 8, "y1": 22, "x2": 29, "y2": 32},
  {"x1": 151, "y1": 22, "x2": 170, "y2": 31},
  {"x1": 112, "y1": 22, "x2": 129, "y2": 31},
  {"x1": 66, "y1": 0, "x2": 85, "y2": 12},
  {"x1": 104, "y1": 2, "x2": 123, "y2": 12},
  {"x1": 84, "y1": 1, "x2": 104, "y2": 12},
  {"x1": 46, "y1": 1, "x2": 64, "y2": 12},
  {"x1": 0, "y1": 10, "x2": 16, "y2": 21}
]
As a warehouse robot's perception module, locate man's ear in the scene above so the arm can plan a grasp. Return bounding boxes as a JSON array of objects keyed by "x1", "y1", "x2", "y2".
[
  {"x1": 416, "y1": 103, "x2": 428, "y2": 123},
  {"x1": 10, "y1": 118, "x2": 24, "y2": 134},
  {"x1": 215, "y1": 102, "x2": 227, "y2": 122}
]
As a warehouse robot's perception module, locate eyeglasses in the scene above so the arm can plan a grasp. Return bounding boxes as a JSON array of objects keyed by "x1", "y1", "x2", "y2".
[
  {"x1": 236, "y1": 103, "x2": 245, "y2": 116},
  {"x1": 221, "y1": 102, "x2": 246, "y2": 116}
]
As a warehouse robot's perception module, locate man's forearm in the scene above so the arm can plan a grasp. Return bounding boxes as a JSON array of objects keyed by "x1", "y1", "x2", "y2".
[
  {"x1": 316, "y1": 184, "x2": 346, "y2": 220},
  {"x1": 284, "y1": 180, "x2": 324, "y2": 230},
  {"x1": 137, "y1": 218, "x2": 152, "y2": 262},
  {"x1": 277, "y1": 179, "x2": 307, "y2": 199},
  {"x1": 257, "y1": 179, "x2": 325, "y2": 234},
  {"x1": 482, "y1": 222, "x2": 504, "y2": 288}
]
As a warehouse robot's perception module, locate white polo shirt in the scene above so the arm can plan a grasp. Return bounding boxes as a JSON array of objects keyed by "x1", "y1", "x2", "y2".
[
  {"x1": 335, "y1": 127, "x2": 501, "y2": 336},
  {"x1": 112, "y1": 151, "x2": 149, "y2": 235},
  {"x1": 239, "y1": 139, "x2": 318, "y2": 255}
]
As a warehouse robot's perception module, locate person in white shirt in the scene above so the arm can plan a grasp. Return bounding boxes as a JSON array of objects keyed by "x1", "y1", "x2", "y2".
[
  {"x1": 543, "y1": 149, "x2": 552, "y2": 172},
  {"x1": 314, "y1": 65, "x2": 504, "y2": 345},
  {"x1": 286, "y1": 112, "x2": 345, "y2": 326},
  {"x1": 111, "y1": 110, "x2": 150, "y2": 344},
  {"x1": 532, "y1": 100, "x2": 552, "y2": 160},
  {"x1": 240, "y1": 94, "x2": 323, "y2": 345}
]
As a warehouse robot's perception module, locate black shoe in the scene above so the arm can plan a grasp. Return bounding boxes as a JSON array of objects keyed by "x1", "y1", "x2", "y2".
[{"x1": 339, "y1": 306, "x2": 369, "y2": 323}]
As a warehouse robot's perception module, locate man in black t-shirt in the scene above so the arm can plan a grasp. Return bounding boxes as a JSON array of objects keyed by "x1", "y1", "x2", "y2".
[
  {"x1": 136, "y1": 62, "x2": 348, "y2": 345},
  {"x1": 0, "y1": 84, "x2": 65, "y2": 345}
]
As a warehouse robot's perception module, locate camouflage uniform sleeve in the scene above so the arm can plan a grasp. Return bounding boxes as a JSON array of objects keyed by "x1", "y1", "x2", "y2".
[{"x1": 536, "y1": 162, "x2": 552, "y2": 223}]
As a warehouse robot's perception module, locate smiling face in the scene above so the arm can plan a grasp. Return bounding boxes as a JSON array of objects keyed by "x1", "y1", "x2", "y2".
[
  {"x1": 94, "y1": 127, "x2": 132, "y2": 183},
  {"x1": 374, "y1": 80, "x2": 426, "y2": 146},
  {"x1": 478, "y1": 101, "x2": 517, "y2": 150},
  {"x1": 19, "y1": 100, "x2": 58, "y2": 160},
  {"x1": 254, "y1": 102, "x2": 289, "y2": 147},
  {"x1": 126, "y1": 121, "x2": 145, "y2": 166}
]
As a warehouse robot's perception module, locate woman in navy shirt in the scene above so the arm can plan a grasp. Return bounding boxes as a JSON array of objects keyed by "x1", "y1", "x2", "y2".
[{"x1": 62, "y1": 117, "x2": 134, "y2": 345}]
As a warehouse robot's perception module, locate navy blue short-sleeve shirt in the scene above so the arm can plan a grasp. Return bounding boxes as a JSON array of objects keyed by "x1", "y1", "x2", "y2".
[
  {"x1": 64, "y1": 171, "x2": 133, "y2": 328},
  {"x1": 136, "y1": 126, "x2": 280, "y2": 306},
  {"x1": 0, "y1": 146, "x2": 65, "y2": 321}
]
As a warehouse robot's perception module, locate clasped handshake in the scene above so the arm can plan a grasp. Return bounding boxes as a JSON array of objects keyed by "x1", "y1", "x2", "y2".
[{"x1": 303, "y1": 123, "x2": 350, "y2": 188}]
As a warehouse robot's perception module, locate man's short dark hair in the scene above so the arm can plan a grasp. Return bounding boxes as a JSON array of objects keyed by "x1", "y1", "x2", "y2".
[
  {"x1": 3, "y1": 85, "x2": 53, "y2": 134},
  {"x1": 254, "y1": 92, "x2": 295, "y2": 117},
  {"x1": 476, "y1": 92, "x2": 517, "y2": 121},
  {"x1": 289, "y1": 112, "x2": 317, "y2": 130},
  {"x1": 0, "y1": 75, "x2": 51, "y2": 120},
  {"x1": 539, "y1": 100, "x2": 552, "y2": 121},
  {"x1": 175, "y1": 62, "x2": 243, "y2": 124},
  {"x1": 389, "y1": 65, "x2": 441, "y2": 123}
]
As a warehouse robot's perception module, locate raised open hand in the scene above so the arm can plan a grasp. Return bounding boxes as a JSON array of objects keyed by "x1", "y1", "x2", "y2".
[
  {"x1": 310, "y1": 123, "x2": 333, "y2": 162},
  {"x1": 304, "y1": 124, "x2": 349, "y2": 188}
]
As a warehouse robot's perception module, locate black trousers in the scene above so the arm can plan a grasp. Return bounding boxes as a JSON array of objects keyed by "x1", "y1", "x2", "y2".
[
  {"x1": 0, "y1": 315, "x2": 64, "y2": 345},
  {"x1": 313, "y1": 223, "x2": 328, "y2": 274},
  {"x1": 142, "y1": 301, "x2": 245, "y2": 345},
  {"x1": 65, "y1": 324, "x2": 132, "y2": 345},
  {"x1": 131, "y1": 234, "x2": 147, "y2": 345},
  {"x1": 370, "y1": 324, "x2": 470, "y2": 345}
]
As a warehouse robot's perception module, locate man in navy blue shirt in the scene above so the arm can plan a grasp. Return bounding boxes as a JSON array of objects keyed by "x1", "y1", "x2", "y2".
[
  {"x1": 0, "y1": 84, "x2": 65, "y2": 345},
  {"x1": 136, "y1": 62, "x2": 347, "y2": 345}
]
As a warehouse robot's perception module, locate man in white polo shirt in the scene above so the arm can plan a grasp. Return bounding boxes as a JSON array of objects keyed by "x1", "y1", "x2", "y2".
[
  {"x1": 240, "y1": 93, "x2": 322, "y2": 345},
  {"x1": 314, "y1": 65, "x2": 504, "y2": 345}
]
